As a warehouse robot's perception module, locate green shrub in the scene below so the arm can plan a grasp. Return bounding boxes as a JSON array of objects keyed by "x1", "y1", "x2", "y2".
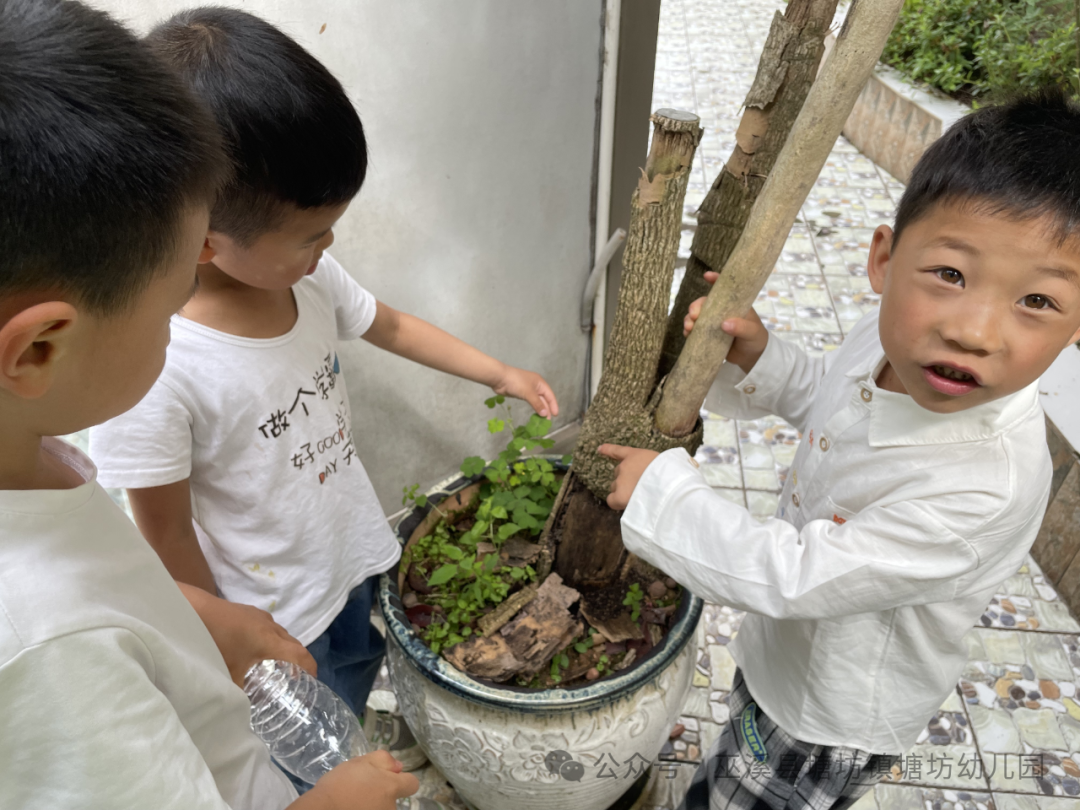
[{"x1": 882, "y1": 0, "x2": 1080, "y2": 101}]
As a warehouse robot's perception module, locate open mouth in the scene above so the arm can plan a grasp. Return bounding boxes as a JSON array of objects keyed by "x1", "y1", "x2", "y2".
[
  {"x1": 922, "y1": 364, "x2": 981, "y2": 395},
  {"x1": 932, "y1": 365, "x2": 974, "y2": 382}
]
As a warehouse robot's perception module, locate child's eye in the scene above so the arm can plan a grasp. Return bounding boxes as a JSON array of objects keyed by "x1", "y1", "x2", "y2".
[
  {"x1": 936, "y1": 268, "x2": 964, "y2": 286},
  {"x1": 1020, "y1": 294, "x2": 1055, "y2": 310}
]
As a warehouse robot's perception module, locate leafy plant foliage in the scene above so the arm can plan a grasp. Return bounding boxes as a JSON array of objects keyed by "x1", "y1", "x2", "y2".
[
  {"x1": 400, "y1": 397, "x2": 570, "y2": 654},
  {"x1": 883, "y1": 0, "x2": 1080, "y2": 100}
]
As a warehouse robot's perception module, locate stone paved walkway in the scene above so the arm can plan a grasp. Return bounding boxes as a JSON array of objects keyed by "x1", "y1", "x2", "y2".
[{"x1": 379, "y1": 1, "x2": 1080, "y2": 808}]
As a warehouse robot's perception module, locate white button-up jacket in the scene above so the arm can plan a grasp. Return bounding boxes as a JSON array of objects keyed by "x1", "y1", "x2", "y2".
[{"x1": 623, "y1": 309, "x2": 1051, "y2": 753}]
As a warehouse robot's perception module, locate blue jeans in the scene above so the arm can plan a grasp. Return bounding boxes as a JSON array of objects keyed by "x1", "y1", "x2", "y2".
[
  {"x1": 307, "y1": 575, "x2": 386, "y2": 716},
  {"x1": 282, "y1": 575, "x2": 386, "y2": 791}
]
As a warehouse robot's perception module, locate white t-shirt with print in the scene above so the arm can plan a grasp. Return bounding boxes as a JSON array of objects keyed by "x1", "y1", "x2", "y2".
[
  {"x1": 90, "y1": 254, "x2": 401, "y2": 644},
  {"x1": 0, "y1": 439, "x2": 297, "y2": 809}
]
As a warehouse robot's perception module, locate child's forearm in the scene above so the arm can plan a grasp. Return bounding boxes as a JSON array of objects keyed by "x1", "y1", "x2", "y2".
[
  {"x1": 127, "y1": 480, "x2": 217, "y2": 594},
  {"x1": 362, "y1": 302, "x2": 507, "y2": 387}
]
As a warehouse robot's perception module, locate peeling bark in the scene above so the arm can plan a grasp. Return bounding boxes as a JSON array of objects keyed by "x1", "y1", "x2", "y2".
[
  {"x1": 654, "y1": 0, "x2": 906, "y2": 437},
  {"x1": 572, "y1": 110, "x2": 704, "y2": 502},
  {"x1": 656, "y1": 0, "x2": 840, "y2": 381}
]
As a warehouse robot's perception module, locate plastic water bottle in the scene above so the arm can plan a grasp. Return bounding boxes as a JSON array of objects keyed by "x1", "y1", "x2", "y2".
[{"x1": 244, "y1": 659, "x2": 370, "y2": 785}]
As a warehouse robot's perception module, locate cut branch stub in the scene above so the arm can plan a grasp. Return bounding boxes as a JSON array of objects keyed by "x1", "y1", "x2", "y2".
[
  {"x1": 572, "y1": 109, "x2": 703, "y2": 500},
  {"x1": 656, "y1": 0, "x2": 840, "y2": 381},
  {"x1": 654, "y1": 0, "x2": 905, "y2": 438}
]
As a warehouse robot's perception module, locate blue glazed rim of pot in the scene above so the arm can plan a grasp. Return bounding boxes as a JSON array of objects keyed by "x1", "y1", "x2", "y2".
[{"x1": 377, "y1": 457, "x2": 704, "y2": 713}]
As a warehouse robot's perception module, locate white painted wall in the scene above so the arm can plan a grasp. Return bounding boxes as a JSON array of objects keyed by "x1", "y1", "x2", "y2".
[{"x1": 88, "y1": 0, "x2": 603, "y2": 509}]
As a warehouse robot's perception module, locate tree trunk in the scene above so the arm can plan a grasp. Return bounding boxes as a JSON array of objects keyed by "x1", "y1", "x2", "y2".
[
  {"x1": 552, "y1": 110, "x2": 703, "y2": 590},
  {"x1": 656, "y1": 0, "x2": 840, "y2": 381},
  {"x1": 572, "y1": 109, "x2": 704, "y2": 499},
  {"x1": 654, "y1": 0, "x2": 906, "y2": 438}
]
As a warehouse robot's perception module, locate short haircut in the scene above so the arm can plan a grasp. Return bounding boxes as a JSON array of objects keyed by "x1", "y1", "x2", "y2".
[
  {"x1": 145, "y1": 7, "x2": 368, "y2": 244},
  {"x1": 895, "y1": 88, "x2": 1080, "y2": 245},
  {"x1": 0, "y1": 0, "x2": 225, "y2": 316}
]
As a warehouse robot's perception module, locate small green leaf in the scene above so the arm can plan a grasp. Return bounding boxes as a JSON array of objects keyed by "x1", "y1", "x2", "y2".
[
  {"x1": 415, "y1": 494, "x2": 428, "y2": 508},
  {"x1": 483, "y1": 553, "x2": 499, "y2": 572},
  {"x1": 461, "y1": 456, "x2": 486, "y2": 477},
  {"x1": 574, "y1": 642, "x2": 587, "y2": 654},
  {"x1": 491, "y1": 505, "x2": 508, "y2": 520},
  {"x1": 559, "y1": 653, "x2": 570, "y2": 668},
  {"x1": 427, "y1": 564, "x2": 458, "y2": 587},
  {"x1": 487, "y1": 418, "x2": 505, "y2": 434},
  {"x1": 525, "y1": 414, "x2": 551, "y2": 437},
  {"x1": 562, "y1": 454, "x2": 573, "y2": 465},
  {"x1": 444, "y1": 545, "x2": 464, "y2": 561},
  {"x1": 497, "y1": 522, "x2": 521, "y2": 540}
]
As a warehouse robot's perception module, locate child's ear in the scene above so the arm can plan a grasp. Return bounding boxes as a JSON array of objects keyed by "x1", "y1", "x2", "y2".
[
  {"x1": 199, "y1": 234, "x2": 218, "y2": 265},
  {"x1": 0, "y1": 302, "x2": 78, "y2": 399},
  {"x1": 867, "y1": 225, "x2": 894, "y2": 295}
]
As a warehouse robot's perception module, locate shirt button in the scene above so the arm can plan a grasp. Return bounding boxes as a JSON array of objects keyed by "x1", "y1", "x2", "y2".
[
  {"x1": 861, "y1": 389, "x2": 872, "y2": 402},
  {"x1": 819, "y1": 436, "x2": 829, "y2": 451},
  {"x1": 744, "y1": 385, "x2": 757, "y2": 395},
  {"x1": 792, "y1": 492, "x2": 800, "y2": 507}
]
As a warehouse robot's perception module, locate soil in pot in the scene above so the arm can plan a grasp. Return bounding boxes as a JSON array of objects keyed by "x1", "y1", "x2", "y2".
[{"x1": 398, "y1": 399, "x2": 684, "y2": 690}]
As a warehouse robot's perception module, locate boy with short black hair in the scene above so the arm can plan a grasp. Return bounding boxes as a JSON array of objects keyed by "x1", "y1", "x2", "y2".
[
  {"x1": 90, "y1": 6, "x2": 559, "y2": 771},
  {"x1": 0, "y1": 0, "x2": 415, "y2": 807},
  {"x1": 602, "y1": 89, "x2": 1080, "y2": 810}
]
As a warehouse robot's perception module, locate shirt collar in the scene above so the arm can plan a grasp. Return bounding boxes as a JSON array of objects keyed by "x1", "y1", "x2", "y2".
[{"x1": 845, "y1": 346, "x2": 1042, "y2": 447}]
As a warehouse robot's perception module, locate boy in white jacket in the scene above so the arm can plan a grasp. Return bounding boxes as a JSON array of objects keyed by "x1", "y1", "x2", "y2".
[{"x1": 602, "y1": 91, "x2": 1080, "y2": 810}]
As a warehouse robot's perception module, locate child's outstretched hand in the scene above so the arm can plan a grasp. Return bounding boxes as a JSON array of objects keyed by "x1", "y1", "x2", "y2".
[
  {"x1": 178, "y1": 583, "x2": 317, "y2": 688},
  {"x1": 597, "y1": 444, "x2": 659, "y2": 511},
  {"x1": 493, "y1": 365, "x2": 559, "y2": 418},
  {"x1": 299, "y1": 750, "x2": 418, "y2": 810},
  {"x1": 682, "y1": 271, "x2": 769, "y2": 374}
]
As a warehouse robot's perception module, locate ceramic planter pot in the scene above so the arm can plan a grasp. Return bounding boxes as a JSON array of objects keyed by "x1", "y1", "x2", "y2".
[{"x1": 378, "y1": 460, "x2": 703, "y2": 810}]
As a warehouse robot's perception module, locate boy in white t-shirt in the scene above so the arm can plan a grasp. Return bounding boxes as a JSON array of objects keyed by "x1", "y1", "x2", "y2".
[
  {"x1": 0, "y1": 1, "x2": 417, "y2": 808},
  {"x1": 600, "y1": 91, "x2": 1080, "y2": 810},
  {"x1": 89, "y1": 7, "x2": 560, "y2": 774}
]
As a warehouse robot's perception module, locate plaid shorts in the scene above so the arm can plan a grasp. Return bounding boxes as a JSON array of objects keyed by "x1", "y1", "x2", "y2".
[{"x1": 678, "y1": 670, "x2": 899, "y2": 810}]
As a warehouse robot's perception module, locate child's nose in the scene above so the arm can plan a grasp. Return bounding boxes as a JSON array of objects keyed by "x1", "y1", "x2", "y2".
[{"x1": 942, "y1": 304, "x2": 1003, "y2": 354}]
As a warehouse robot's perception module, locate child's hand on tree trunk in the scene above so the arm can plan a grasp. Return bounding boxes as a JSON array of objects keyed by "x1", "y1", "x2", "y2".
[
  {"x1": 597, "y1": 444, "x2": 659, "y2": 511},
  {"x1": 683, "y1": 271, "x2": 770, "y2": 374}
]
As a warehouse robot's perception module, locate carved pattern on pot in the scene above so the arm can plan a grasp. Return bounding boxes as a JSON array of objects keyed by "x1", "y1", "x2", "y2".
[{"x1": 387, "y1": 635, "x2": 694, "y2": 804}]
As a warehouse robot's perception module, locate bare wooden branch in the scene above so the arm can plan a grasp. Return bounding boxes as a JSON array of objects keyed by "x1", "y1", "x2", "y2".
[
  {"x1": 654, "y1": 0, "x2": 905, "y2": 437},
  {"x1": 656, "y1": 0, "x2": 840, "y2": 380}
]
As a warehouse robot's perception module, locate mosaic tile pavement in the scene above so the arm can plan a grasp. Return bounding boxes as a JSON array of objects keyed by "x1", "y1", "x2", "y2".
[{"x1": 63, "y1": 1, "x2": 1080, "y2": 808}]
